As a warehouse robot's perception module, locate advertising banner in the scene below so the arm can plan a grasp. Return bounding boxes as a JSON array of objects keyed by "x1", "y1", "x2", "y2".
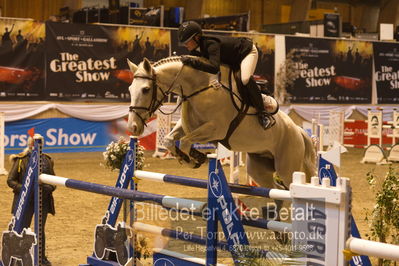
[
  {"x1": 0, "y1": 18, "x2": 45, "y2": 100},
  {"x1": 45, "y1": 22, "x2": 170, "y2": 101},
  {"x1": 324, "y1": 13, "x2": 341, "y2": 37},
  {"x1": 373, "y1": 42, "x2": 399, "y2": 103},
  {"x1": 4, "y1": 118, "x2": 112, "y2": 153},
  {"x1": 128, "y1": 6, "x2": 163, "y2": 27},
  {"x1": 343, "y1": 120, "x2": 394, "y2": 147},
  {"x1": 285, "y1": 36, "x2": 372, "y2": 103},
  {"x1": 194, "y1": 13, "x2": 249, "y2": 32}
]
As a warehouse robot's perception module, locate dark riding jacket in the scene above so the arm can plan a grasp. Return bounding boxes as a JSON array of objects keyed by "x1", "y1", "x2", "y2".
[
  {"x1": 7, "y1": 151, "x2": 56, "y2": 215},
  {"x1": 185, "y1": 35, "x2": 253, "y2": 73}
]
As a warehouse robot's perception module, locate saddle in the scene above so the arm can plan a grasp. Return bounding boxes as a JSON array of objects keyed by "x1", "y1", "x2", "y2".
[{"x1": 231, "y1": 69, "x2": 267, "y2": 110}]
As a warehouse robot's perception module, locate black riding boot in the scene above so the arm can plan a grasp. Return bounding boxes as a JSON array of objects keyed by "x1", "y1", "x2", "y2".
[{"x1": 245, "y1": 78, "x2": 275, "y2": 130}]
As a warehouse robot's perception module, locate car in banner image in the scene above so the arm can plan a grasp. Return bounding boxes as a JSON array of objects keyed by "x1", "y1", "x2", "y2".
[
  {"x1": 112, "y1": 69, "x2": 134, "y2": 84},
  {"x1": 0, "y1": 66, "x2": 41, "y2": 89},
  {"x1": 333, "y1": 76, "x2": 368, "y2": 91}
]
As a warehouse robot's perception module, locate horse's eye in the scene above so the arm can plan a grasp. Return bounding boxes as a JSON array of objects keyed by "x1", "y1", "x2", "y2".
[{"x1": 142, "y1": 87, "x2": 150, "y2": 94}]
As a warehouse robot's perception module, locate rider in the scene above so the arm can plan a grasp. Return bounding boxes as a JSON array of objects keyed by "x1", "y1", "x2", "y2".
[{"x1": 178, "y1": 21, "x2": 279, "y2": 129}]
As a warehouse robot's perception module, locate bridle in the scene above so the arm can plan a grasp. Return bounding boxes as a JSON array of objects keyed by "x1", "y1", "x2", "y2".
[
  {"x1": 128, "y1": 63, "x2": 214, "y2": 127},
  {"x1": 128, "y1": 73, "x2": 164, "y2": 127},
  {"x1": 128, "y1": 65, "x2": 186, "y2": 126}
]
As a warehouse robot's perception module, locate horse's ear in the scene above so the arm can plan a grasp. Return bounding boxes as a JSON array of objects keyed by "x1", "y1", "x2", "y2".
[
  {"x1": 127, "y1": 59, "x2": 138, "y2": 73},
  {"x1": 143, "y1": 57, "x2": 152, "y2": 73}
]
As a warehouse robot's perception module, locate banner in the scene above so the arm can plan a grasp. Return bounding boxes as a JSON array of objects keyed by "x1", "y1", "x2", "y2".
[
  {"x1": 193, "y1": 13, "x2": 249, "y2": 32},
  {"x1": 4, "y1": 118, "x2": 112, "y2": 153},
  {"x1": 373, "y1": 42, "x2": 399, "y2": 103},
  {"x1": 343, "y1": 120, "x2": 394, "y2": 147},
  {"x1": 0, "y1": 18, "x2": 45, "y2": 100},
  {"x1": 324, "y1": 13, "x2": 341, "y2": 38},
  {"x1": 285, "y1": 36, "x2": 372, "y2": 103},
  {"x1": 232, "y1": 33, "x2": 275, "y2": 94},
  {"x1": 45, "y1": 22, "x2": 170, "y2": 101},
  {"x1": 128, "y1": 6, "x2": 164, "y2": 27}
]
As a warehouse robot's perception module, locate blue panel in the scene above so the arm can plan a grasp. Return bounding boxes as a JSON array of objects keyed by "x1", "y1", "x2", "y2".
[
  {"x1": 4, "y1": 118, "x2": 112, "y2": 153},
  {"x1": 153, "y1": 252, "x2": 203, "y2": 266},
  {"x1": 13, "y1": 149, "x2": 39, "y2": 233},
  {"x1": 318, "y1": 155, "x2": 371, "y2": 266},
  {"x1": 86, "y1": 256, "x2": 120, "y2": 265},
  {"x1": 318, "y1": 156, "x2": 337, "y2": 186}
]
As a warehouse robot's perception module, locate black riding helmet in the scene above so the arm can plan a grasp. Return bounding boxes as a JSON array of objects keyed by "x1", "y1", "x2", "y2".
[{"x1": 178, "y1": 21, "x2": 202, "y2": 43}]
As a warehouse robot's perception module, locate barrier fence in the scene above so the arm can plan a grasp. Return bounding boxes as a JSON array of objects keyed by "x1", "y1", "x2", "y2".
[{"x1": 1, "y1": 135, "x2": 399, "y2": 266}]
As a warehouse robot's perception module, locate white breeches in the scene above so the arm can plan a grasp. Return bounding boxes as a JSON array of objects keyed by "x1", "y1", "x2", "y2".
[{"x1": 240, "y1": 44, "x2": 258, "y2": 85}]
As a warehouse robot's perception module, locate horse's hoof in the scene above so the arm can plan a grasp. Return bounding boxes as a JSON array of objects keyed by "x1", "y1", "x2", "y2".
[
  {"x1": 189, "y1": 148, "x2": 207, "y2": 165},
  {"x1": 193, "y1": 162, "x2": 202, "y2": 169}
]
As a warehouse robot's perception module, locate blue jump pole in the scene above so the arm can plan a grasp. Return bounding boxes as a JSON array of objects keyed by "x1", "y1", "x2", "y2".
[
  {"x1": 39, "y1": 174, "x2": 206, "y2": 213},
  {"x1": 135, "y1": 170, "x2": 291, "y2": 200}
]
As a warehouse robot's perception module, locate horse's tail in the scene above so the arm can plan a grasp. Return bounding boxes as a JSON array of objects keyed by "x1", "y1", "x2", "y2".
[{"x1": 301, "y1": 129, "x2": 317, "y2": 180}]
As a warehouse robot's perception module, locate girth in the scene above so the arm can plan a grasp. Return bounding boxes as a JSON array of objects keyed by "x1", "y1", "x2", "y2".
[{"x1": 218, "y1": 69, "x2": 250, "y2": 150}]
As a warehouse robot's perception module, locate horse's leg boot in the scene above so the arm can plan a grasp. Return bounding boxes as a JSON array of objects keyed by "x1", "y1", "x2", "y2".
[
  {"x1": 174, "y1": 146, "x2": 191, "y2": 164},
  {"x1": 189, "y1": 148, "x2": 207, "y2": 166},
  {"x1": 174, "y1": 147, "x2": 202, "y2": 168}
]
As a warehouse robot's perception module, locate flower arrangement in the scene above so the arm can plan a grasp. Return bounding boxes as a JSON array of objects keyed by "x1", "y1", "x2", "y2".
[
  {"x1": 365, "y1": 167, "x2": 399, "y2": 265},
  {"x1": 134, "y1": 236, "x2": 151, "y2": 260},
  {"x1": 103, "y1": 136, "x2": 145, "y2": 171},
  {"x1": 274, "y1": 50, "x2": 301, "y2": 104}
]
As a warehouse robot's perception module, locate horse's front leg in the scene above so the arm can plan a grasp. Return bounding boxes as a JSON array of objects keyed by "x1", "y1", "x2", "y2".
[
  {"x1": 179, "y1": 121, "x2": 221, "y2": 168},
  {"x1": 163, "y1": 119, "x2": 206, "y2": 168},
  {"x1": 163, "y1": 118, "x2": 186, "y2": 158}
]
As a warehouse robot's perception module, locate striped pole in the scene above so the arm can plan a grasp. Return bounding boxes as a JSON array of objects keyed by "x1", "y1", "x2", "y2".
[
  {"x1": 135, "y1": 170, "x2": 291, "y2": 200},
  {"x1": 39, "y1": 174, "x2": 206, "y2": 213},
  {"x1": 133, "y1": 222, "x2": 229, "y2": 250},
  {"x1": 134, "y1": 222, "x2": 287, "y2": 260},
  {"x1": 346, "y1": 237, "x2": 399, "y2": 261}
]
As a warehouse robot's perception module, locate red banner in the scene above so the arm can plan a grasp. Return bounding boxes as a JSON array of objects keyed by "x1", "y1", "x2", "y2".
[{"x1": 344, "y1": 120, "x2": 394, "y2": 147}]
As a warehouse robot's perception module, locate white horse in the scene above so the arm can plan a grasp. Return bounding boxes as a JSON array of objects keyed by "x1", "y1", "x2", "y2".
[{"x1": 127, "y1": 56, "x2": 316, "y2": 191}]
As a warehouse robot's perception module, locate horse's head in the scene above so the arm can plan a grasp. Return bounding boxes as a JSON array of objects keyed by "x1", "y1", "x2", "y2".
[{"x1": 127, "y1": 58, "x2": 160, "y2": 135}]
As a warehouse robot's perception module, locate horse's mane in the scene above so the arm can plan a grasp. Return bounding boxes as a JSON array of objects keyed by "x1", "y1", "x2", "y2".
[{"x1": 152, "y1": 56, "x2": 182, "y2": 68}]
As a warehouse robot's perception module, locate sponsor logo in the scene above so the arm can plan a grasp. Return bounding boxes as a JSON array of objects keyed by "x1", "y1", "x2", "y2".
[
  {"x1": 15, "y1": 151, "x2": 37, "y2": 220},
  {"x1": 154, "y1": 258, "x2": 174, "y2": 266}
]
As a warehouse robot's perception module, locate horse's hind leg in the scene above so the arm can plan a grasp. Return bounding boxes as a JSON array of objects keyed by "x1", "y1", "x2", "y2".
[
  {"x1": 246, "y1": 153, "x2": 275, "y2": 189},
  {"x1": 246, "y1": 153, "x2": 278, "y2": 218},
  {"x1": 274, "y1": 144, "x2": 306, "y2": 187},
  {"x1": 247, "y1": 153, "x2": 289, "y2": 244}
]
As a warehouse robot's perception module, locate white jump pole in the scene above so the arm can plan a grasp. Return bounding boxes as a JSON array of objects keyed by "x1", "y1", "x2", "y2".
[{"x1": 346, "y1": 237, "x2": 399, "y2": 261}]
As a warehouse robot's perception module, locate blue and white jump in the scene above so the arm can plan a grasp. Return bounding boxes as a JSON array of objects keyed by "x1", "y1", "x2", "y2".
[{"x1": 1, "y1": 135, "x2": 399, "y2": 266}]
